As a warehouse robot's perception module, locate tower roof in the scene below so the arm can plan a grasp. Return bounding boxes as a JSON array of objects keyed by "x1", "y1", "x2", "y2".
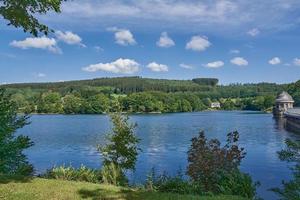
[{"x1": 276, "y1": 91, "x2": 294, "y2": 103}]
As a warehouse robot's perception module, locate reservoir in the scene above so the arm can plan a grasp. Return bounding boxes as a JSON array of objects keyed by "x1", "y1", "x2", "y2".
[{"x1": 18, "y1": 111, "x2": 300, "y2": 199}]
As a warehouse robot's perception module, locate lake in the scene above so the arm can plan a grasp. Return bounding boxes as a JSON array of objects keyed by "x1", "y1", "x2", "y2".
[{"x1": 18, "y1": 111, "x2": 300, "y2": 200}]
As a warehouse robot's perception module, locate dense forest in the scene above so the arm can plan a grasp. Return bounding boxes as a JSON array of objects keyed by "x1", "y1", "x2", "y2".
[{"x1": 1, "y1": 76, "x2": 299, "y2": 114}]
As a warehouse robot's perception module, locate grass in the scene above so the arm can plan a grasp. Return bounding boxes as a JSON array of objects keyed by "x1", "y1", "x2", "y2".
[{"x1": 0, "y1": 176, "x2": 248, "y2": 200}]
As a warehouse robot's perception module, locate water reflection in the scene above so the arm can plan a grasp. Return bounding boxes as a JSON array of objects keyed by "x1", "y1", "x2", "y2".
[{"x1": 274, "y1": 116, "x2": 300, "y2": 134}]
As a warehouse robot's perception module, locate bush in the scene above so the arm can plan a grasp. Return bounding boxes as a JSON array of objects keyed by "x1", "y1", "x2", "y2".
[
  {"x1": 271, "y1": 139, "x2": 300, "y2": 200},
  {"x1": 43, "y1": 165, "x2": 102, "y2": 183},
  {"x1": 101, "y1": 162, "x2": 128, "y2": 186},
  {"x1": 145, "y1": 169, "x2": 203, "y2": 195},
  {"x1": 187, "y1": 131, "x2": 257, "y2": 198},
  {"x1": 217, "y1": 170, "x2": 258, "y2": 198}
]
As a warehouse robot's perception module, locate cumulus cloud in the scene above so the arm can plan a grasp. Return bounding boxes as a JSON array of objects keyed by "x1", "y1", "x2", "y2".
[
  {"x1": 147, "y1": 62, "x2": 169, "y2": 72},
  {"x1": 156, "y1": 32, "x2": 175, "y2": 48},
  {"x1": 10, "y1": 37, "x2": 61, "y2": 54},
  {"x1": 82, "y1": 58, "x2": 139, "y2": 74},
  {"x1": 269, "y1": 57, "x2": 281, "y2": 65},
  {"x1": 247, "y1": 28, "x2": 260, "y2": 36},
  {"x1": 203, "y1": 61, "x2": 224, "y2": 68},
  {"x1": 186, "y1": 36, "x2": 211, "y2": 52},
  {"x1": 230, "y1": 57, "x2": 248, "y2": 66},
  {"x1": 293, "y1": 58, "x2": 300, "y2": 66},
  {"x1": 55, "y1": 31, "x2": 86, "y2": 47},
  {"x1": 229, "y1": 49, "x2": 240, "y2": 54},
  {"x1": 179, "y1": 63, "x2": 193, "y2": 69},
  {"x1": 107, "y1": 27, "x2": 136, "y2": 46}
]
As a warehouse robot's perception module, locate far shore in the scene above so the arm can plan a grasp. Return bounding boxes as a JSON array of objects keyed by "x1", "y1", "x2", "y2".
[{"x1": 22, "y1": 109, "x2": 268, "y2": 115}]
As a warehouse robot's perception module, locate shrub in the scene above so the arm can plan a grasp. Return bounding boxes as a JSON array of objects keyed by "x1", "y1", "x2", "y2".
[
  {"x1": 271, "y1": 139, "x2": 300, "y2": 200},
  {"x1": 187, "y1": 131, "x2": 257, "y2": 198},
  {"x1": 217, "y1": 170, "x2": 258, "y2": 198},
  {"x1": 145, "y1": 169, "x2": 203, "y2": 195},
  {"x1": 43, "y1": 165, "x2": 102, "y2": 183},
  {"x1": 101, "y1": 162, "x2": 128, "y2": 186}
]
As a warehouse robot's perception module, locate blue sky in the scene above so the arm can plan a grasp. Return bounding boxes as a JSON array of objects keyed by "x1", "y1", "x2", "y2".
[{"x1": 1, "y1": 0, "x2": 300, "y2": 84}]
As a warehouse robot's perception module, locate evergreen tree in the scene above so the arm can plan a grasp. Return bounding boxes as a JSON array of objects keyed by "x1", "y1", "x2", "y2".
[{"x1": 0, "y1": 89, "x2": 33, "y2": 176}]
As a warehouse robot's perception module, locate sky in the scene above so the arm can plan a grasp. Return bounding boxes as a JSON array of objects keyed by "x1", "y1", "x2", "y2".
[{"x1": 1, "y1": 0, "x2": 300, "y2": 85}]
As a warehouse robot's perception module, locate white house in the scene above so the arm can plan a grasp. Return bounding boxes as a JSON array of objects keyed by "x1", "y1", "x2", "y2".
[{"x1": 211, "y1": 102, "x2": 221, "y2": 109}]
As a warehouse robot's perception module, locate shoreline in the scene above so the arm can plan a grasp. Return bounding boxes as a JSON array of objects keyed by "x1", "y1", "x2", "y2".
[{"x1": 24, "y1": 110, "x2": 267, "y2": 116}]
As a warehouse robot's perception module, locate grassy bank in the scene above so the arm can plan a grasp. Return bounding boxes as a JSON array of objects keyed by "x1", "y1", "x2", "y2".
[{"x1": 0, "y1": 176, "x2": 248, "y2": 200}]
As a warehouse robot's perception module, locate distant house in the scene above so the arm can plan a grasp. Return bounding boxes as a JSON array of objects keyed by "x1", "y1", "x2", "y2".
[{"x1": 211, "y1": 102, "x2": 221, "y2": 109}]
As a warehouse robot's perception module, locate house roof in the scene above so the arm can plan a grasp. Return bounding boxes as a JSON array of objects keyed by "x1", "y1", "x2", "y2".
[{"x1": 276, "y1": 91, "x2": 294, "y2": 103}]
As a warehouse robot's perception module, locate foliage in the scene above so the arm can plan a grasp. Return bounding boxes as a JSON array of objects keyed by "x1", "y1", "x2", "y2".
[
  {"x1": 2, "y1": 76, "x2": 290, "y2": 114},
  {"x1": 145, "y1": 169, "x2": 203, "y2": 195},
  {"x1": 271, "y1": 139, "x2": 300, "y2": 200},
  {"x1": 62, "y1": 94, "x2": 84, "y2": 114},
  {"x1": 0, "y1": 89, "x2": 33, "y2": 176},
  {"x1": 288, "y1": 80, "x2": 300, "y2": 106},
  {"x1": 187, "y1": 131, "x2": 256, "y2": 198},
  {"x1": 192, "y1": 78, "x2": 219, "y2": 86},
  {"x1": 101, "y1": 162, "x2": 128, "y2": 186},
  {"x1": 43, "y1": 165, "x2": 102, "y2": 183},
  {"x1": 0, "y1": 0, "x2": 65, "y2": 36},
  {"x1": 217, "y1": 170, "x2": 257, "y2": 198},
  {"x1": 99, "y1": 108, "x2": 140, "y2": 171},
  {"x1": 37, "y1": 91, "x2": 63, "y2": 113}
]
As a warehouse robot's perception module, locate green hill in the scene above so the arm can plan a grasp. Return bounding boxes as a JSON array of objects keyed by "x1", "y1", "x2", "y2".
[{"x1": 2, "y1": 76, "x2": 218, "y2": 94}]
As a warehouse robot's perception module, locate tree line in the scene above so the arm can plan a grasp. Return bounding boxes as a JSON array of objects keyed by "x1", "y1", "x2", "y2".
[
  {"x1": 1, "y1": 76, "x2": 294, "y2": 114},
  {"x1": 8, "y1": 90, "x2": 278, "y2": 114}
]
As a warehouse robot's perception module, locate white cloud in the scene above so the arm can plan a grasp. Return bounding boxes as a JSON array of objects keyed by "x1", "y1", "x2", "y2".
[
  {"x1": 203, "y1": 61, "x2": 224, "y2": 68},
  {"x1": 55, "y1": 31, "x2": 86, "y2": 47},
  {"x1": 156, "y1": 32, "x2": 175, "y2": 48},
  {"x1": 293, "y1": 58, "x2": 300, "y2": 66},
  {"x1": 107, "y1": 27, "x2": 136, "y2": 46},
  {"x1": 147, "y1": 62, "x2": 169, "y2": 72},
  {"x1": 230, "y1": 57, "x2": 248, "y2": 66},
  {"x1": 247, "y1": 28, "x2": 260, "y2": 36},
  {"x1": 10, "y1": 37, "x2": 61, "y2": 54},
  {"x1": 179, "y1": 63, "x2": 193, "y2": 69},
  {"x1": 269, "y1": 57, "x2": 281, "y2": 65},
  {"x1": 186, "y1": 36, "x2": 211, "y2": 52},
  {"x1": 82, "y1": 58, "x2": 139, "y2": 74},
  {"x1": 43, "y1": 1, "x2": 300, "y2": 34},
  {"x1": 229, "y1": 49, "x2": 240, "y2": 54}
]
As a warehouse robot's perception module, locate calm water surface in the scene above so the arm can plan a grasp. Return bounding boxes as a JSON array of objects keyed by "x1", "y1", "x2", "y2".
[{"x1": 18, "y1": 111, "x2": 300, "y2": 200}]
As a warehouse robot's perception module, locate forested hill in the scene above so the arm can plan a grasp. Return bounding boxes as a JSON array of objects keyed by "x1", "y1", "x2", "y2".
[
  {"x1": 1, "y1": 76, "x2": 298, "y2": 114},
  {"x1": 2, "y1": 77, "x2": 219, "y2": 93}
]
